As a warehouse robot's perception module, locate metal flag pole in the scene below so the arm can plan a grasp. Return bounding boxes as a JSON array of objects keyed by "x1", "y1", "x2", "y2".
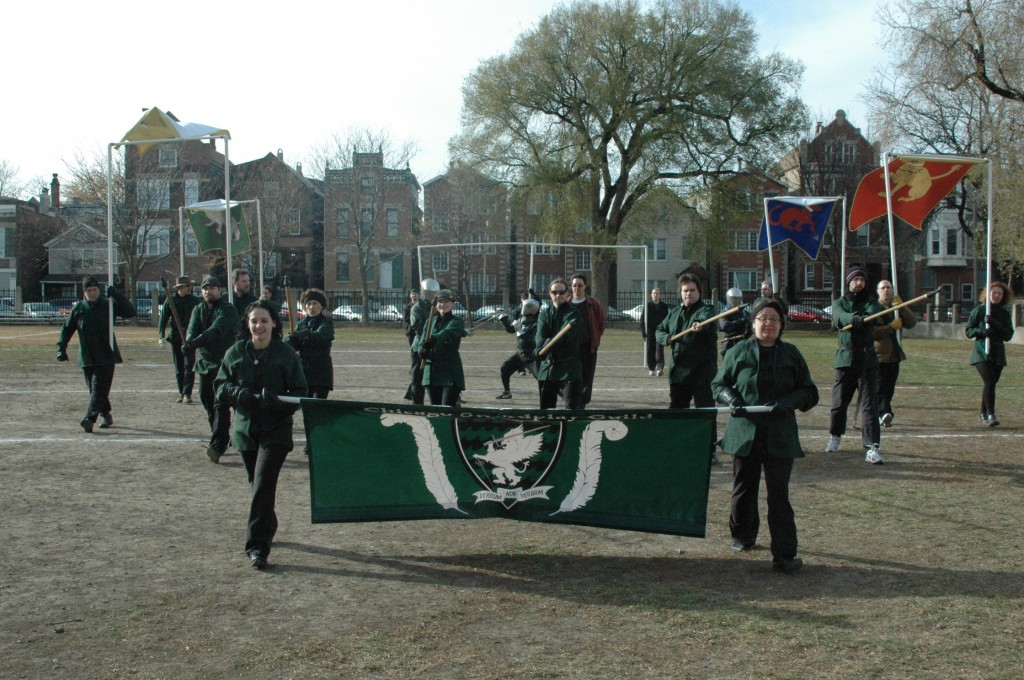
[
  {"x1": 178, "y1": 207, "x2": 185, "y2": 277},
  {"x1": 106, "y1": 143, "x2": 116, "y2": 349},
  {"x1": 762, "y1": 198, "x2": 777, "y2": 294},
  {"x1": 882, "y1": 151, "x2": 899, "y2": 295},
  {"x1": 224, "y1": 137, "x2": 232, "y2": 304}
]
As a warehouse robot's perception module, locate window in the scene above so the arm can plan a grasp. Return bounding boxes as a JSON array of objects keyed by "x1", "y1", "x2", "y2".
[
  {"x1": 360, "y1": 177, "x2": 374, "y2": 194},
  {"x1": 137, "y1": 179, "x2": 170, "y2": 210},
  {"x1": 679, "y1": 234, "x2": 693, "y2": 260},
  {"x1": 263, "y1": 181, "x2": 280, "y2": 196},
  {"x1": 651, "y1": 238, "x2": 667, "y2": 261},
  {"x1": 468, "y1": 233, "x2": 496, "y2": 254},
  {"x1": 732, "y1": 231, "x2": 758, "y2": 251},
  {"x1": 854, "y1": 224, "x2": 869, "y2": 247},
  {"x1": 0, "y1": 228, "x2": 6, "y2": 257},
  {"x1": 360, "y1": 207, "x2": 373, "y2": 238},
  {"x1": 822, "y1": 267, "x2": 833, "y2": 290},
  {"x1": 961, "y1": 284, "x2": 974, "y2": 304},
  {"x1": 386, "y1": 208, "x2": 399, "y2": 238},
  {"x1": 575, "y1": 250, "x2": 591, "y2": 271},
  {"x1": 468, "y1": 273, "x2": 497, "y2": 292},
  {"x1": 728, "y1": 270, "x2": 758, "y2": 291},
  {"x1": 158, "y1": 148, "x2": 177, "y2": 168},
  {"x1": 264, "y1": 252, "x2": 279, "y2": 278},
  {"x1": 431, "y1": 211, "x2": 449, "y2": 232},
  {"x1": 184, "y1": 229, "x2": 199, "y2": 256},
  {"x1": 940, "y1": 283, "x2": 953, "y2": 304},
  {"x1": 335, "y1": 251, "x2": 350, "y2": 282},
  {"x1": 921, "y1": 268, "x2": 935, "y2": 290},
  {"x1": 142, "y1": 226, "x2": 171, "y2": 256},
  {"x1": 946, "y1": 229, "x2": 959, "y2": 256},
  {"x1": 335, "y1": 207, "x2": 350, "y2": 238},
  {"x1": 184, "y1": 179, "x2": 199, "y2": 207},
  {"x1": 288, "y1": 208, "x2": 301, "y2": 235},
  {"x1": 931, "y1": 228, "x2": 941, "y2": 255},
  {"x1": 804, "y1": 264, "x2": 815, "y2": 289},
  {"x1": 824, "y1": 141, "x2": 857, "y2": 165},
  {"x1": 532, "y1": 244, "x2": 560, "y2": 255},
  {"x1": 432, "y1": 251, "x2": 449, "y2": 272}
]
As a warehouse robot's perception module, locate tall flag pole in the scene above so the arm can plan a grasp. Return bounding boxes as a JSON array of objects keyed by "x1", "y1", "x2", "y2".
[{"x1": 760, "y1": 199, "x2": 777, "y2": 294}]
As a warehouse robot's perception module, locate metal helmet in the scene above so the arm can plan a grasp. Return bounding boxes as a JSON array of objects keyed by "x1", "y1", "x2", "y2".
[
  {"x1": 521, "y1": 298, "x2": 540, "y2": 316},
  {"x1": 420, "y1": 278, "x2": 440, "y2": 302},
  {"x1": 726, "y1": 287, "x2": 743, "y2": 307}
]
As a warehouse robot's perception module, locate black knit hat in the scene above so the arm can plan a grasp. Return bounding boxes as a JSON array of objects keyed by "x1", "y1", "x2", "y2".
[
  {"x1": 845, "y1": 269, "x2": 866, "y2": 285},
  {"x1": 82, "y1": 276, "x2": 100, "y2": 290}
]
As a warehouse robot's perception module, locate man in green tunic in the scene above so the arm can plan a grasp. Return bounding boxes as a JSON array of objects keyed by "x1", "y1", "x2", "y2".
[
  {"x1": 57, "y1": 276, "x2": 137, "y2": 432},
  {"x1": 535, "y1": 278, "x2": 583, "y2": 409},
  {"x1": 415, "y1": 289, "x2": 467, "y2": 406}
]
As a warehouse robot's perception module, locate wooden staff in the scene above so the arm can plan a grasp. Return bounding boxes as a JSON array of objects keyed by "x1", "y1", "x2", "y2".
[
  {"x1": 668, "y1": 305, "x2": 741, "y2": 344},
  {"x1": 537, "y1": 321, "x2": 574, "y2": 358},
  {"x1": 284, "y1": 276, "x2": 296, "y2": 335},
  {"x1": 839, "y1": 289, "x2": 939, "y2": 331},
  {"x1": 159, "y1": 277, "x2": 187, "y2": 342},
  {"x1": 417, "y1": 302, "x2": 438, "y2": 369}
]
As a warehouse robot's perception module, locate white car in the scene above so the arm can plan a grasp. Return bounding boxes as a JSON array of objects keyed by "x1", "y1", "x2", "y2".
[
  {"x1": 369, "y1": 305, "x2": 402, "y2": 322},
  {"x1": 623, "y1": 304, "x2": 644, "y2": 321},
  {"x1": 332, "y1": 304, "x2": 364, "y2": 321}
]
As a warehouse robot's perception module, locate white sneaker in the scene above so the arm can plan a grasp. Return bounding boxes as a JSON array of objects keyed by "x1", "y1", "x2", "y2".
[
  {"x1": 825, "y1": 435, "x2": 841, "y2": 453},
  {"x1": 656, "y1": 368, "x2": 663, "y2": 376},
  {"x1": 880, "y1": 412, "x2": 893, "y2": 428},
  {"x1": 865, "y1": 444, "x2": 884, "y2": 465},
  {"x1": 648, "y1": 370, "x2": 655, "y2": 376}
]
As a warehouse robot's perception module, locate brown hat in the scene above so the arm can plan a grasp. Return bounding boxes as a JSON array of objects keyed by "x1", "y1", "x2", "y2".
[{"x1": 173, "y1": 276, "x2": 193, "y2": 290}]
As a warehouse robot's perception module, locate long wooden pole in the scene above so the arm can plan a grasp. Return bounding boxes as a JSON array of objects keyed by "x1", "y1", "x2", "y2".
[
  {"x1": 537, "y1": 321, "x2": 574, "y2": 358},
  {"x1": 668, "y1": 305, "x2": 741, "y2": 344},
  {"x1": 160, "y1": 278, "x2": 187, "y2": 341},
  {"x1": 839, "y1": 289, "x2": 939, "y2": 331},
  {"x1": 417, "y1": 302, "x2": 438, "y2": 369},
  {"x1": 284, "y1": 276, "x2": 296, "y2": 335}
]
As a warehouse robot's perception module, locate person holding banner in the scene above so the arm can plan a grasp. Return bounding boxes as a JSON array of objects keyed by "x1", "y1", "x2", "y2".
[
  {"x1": 966, "y1": 282, "x2": 1015, "y2": 427},
  {"x1": 287, "y1": 289, "x2": 334, "y2": 457},
  {"x1": 215, "y1": 300, "x2": 307, "y2": 569},
  {"x1": 641, "y1": 287, "x2": 670, "y2": 376},
  {"x1": 825, "y1": 269, "x2": 887, "y2": 464},
  {"x1": 57, "y1": 276, "x2": 137, "y2": 432},
  {"x1": 183, "y1": 275, "x2": 241, "y2": 463},
  {"x1": 873, "y1": 280, "x2": 917, "y2": 428},
  {"x1": 536, "y1": 278, "x2": 583, "y2": 409},
  {"x1": 159, "y1": 276, "x2": 201, "y2": 404},
  {"x1": 416, "y1": 289, "x2": 468, "y2": 407},
  {"x1": 712, "y1": 299, "x2": 818, "y2": 573}
]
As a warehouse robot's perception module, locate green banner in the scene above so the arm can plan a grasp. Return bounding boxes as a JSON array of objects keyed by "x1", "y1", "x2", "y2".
[
  {"x1": 303, "y1": 400, "x2": 716, "y2": 537},
  {"x1": 185, "y1": 203, "x2": 251, "y2": 254}
]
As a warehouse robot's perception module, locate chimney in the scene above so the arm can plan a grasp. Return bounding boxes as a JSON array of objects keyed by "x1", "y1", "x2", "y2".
[
  {"x1": 296, "y1": 162, "x2": 302, "y2": 176},
  {"x1": 39, "y1": 187, "x2": 51, "y2": 213},
  {"x1": 277, "y1": 148, "x2": 283, "y2": 161},
  {"x1": 814, "y1": 122, "x2": 823, "y2": 135},
  {"x1": 50, "y1": 174, "x2": 61, "y2": 218}
]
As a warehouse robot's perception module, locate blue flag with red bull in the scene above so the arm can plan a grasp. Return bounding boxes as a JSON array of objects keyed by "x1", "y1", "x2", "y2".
[{"x1": 757, "y1": 197, "x2": 839, "y2": 260}]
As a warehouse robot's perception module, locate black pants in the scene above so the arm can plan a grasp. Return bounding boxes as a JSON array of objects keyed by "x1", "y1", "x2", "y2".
[
  {"x1": 405, "y1": 351, "x2": 425, "y2": 404},
  {"x1": 644, "y1": 337, "x2": 664, "y2": 372},
  {"x1": 975, "y1": 361, "x2": 1004, "y2": 416},
  {"x1": 241, "y1": 445, "x2": 289, "y2": 556},
  {"x1": 830, "y1": 363, "x2": 880, "y2": 447},
  {"x1": 730, "y1": 440, "x2": 797, "y2": 562},
  {"x1": 170, "y1": 340, "x2": 196, "y2": 397},
  {"x1": 876, "y1": 361, "x2": 900, "y2": 418},
  {"x1": 578, "y1": 346, "x2": 598, "y2": 406},
  {"x1": 82, "y1": 364, "x2": 115, "y2": 420},
  {"x1": 427, "y1": 385, "x2": 461, "y2": 406},
  {"x1": 540, "y1": 379, "x2": 583, "y2": 409},
  {"x1": 500, "y1": 353, "x2": 537, "y2": 390},
  {"x1": 669, "y1": 382, "x2": 712, "y2": 409},
  {"x1": 199, "y1": 371, "x2": 231, "y2": 453}
]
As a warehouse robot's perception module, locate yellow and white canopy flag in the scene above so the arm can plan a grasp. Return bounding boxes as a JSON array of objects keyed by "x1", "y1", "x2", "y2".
[{"x1": 121, "y1": 107, "x2": 230, "y2": 155}]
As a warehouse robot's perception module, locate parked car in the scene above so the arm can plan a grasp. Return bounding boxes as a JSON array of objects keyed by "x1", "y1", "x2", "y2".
[
  {"x1": 451, "y1": 301, "x2": 468, "y2": 319},
  {"x1": 787, "y1": 304, "x2": 830, "y2": 323},
  {"x1": 605, "y1": 306, "x2": 631, "y2": 322},
  {"x1": 135, "y1": 299, "x2": 153, "y2": 320},
  {"x1": 622, "y1": 304, "x2": 644, "y2": 322},
  {"x1": 369, "y1": 305, "x2": 402, "y2": 322},
  {"x1": 471, "y1": 304, "x2": 507, "y2": 321},
  {"x1": 23, "y1": 302, "x2": 62, "y2": 318},
  {"x1": 0, "y1": 301, "x2": 15, "y2": 317},
  {"x1": 332, "y1": 305, "x2": 364, "y2": 322}
]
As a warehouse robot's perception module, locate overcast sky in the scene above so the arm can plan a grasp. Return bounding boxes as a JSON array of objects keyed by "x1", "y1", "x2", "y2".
[{"x1": 3, "y1": 0, "x2": 887, "y2": 198}]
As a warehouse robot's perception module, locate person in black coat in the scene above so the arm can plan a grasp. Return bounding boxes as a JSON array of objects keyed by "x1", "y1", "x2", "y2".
[
  {"x1": 158, "y1": 276, "x2": 201, "y2": 404},
  {"x1": 641, "y1": 287, "x2": 670, "y2": 376}
]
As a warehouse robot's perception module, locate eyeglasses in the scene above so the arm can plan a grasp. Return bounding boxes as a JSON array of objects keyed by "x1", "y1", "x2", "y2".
[
  {"x1": 754, "y1": 316, "x2": 782, "y2": 324},
  {"x1": 549, "y1": 289, "x2": 567, "y2": 296}
]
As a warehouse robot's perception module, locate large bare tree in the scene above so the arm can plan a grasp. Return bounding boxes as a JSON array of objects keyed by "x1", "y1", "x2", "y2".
[{"x1": 451, "y1": 0, "x2": 809, "y2": 299}]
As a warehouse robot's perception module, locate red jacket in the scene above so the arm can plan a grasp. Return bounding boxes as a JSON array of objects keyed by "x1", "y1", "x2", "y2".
[{"x1": 576, "y1": 296, "x2": 607, "y2": 353}]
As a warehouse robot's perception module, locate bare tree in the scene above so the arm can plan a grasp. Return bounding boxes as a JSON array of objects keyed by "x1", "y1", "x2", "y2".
[
  {"x1": 0, "y1": 160, "x2": 31, "y2": 200},
  {"x1": 63, "y1": 149, "x2": 173, "y2": 300}
]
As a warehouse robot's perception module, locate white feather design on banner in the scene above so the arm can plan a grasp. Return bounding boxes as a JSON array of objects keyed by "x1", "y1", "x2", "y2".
[
  {"x1": 381, "y1": 414, "x2": 466, "y2": 513},
  {"x1": 552, "y1": 421, "x2": 628, "y2": 515}
]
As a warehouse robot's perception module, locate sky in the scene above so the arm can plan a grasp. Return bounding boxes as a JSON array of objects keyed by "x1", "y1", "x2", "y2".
[{"x1": 2, "y1": 0, "x2": 889, "y2": 200}]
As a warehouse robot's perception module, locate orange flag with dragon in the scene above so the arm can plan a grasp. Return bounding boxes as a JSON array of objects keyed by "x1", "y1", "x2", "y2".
[{"x1": 849, "y1": 157, "x2": 979, "y2": 231}]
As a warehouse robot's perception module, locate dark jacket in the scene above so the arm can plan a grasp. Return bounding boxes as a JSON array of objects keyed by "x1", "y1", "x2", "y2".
[
  {"x1": 830, "y1": 291, "x2": 885, "y2": 368},
  {"x1": 418, "y1": 312, "x2": 467, "y2": 389},
  {"x1": 232, "y1": 290, "x2": 259, "y2": 318},
  {"x1": 641, "y1": 300, "x2": 670, "y2": 339},
  {"x1": 712, "y1": 337, "x2": 819, "y2": 459},
  {"x1": 409, "y1": 298, "x2": 433, "y2": 345},
  {"x1": 572, "y1": 296, "x2": 607, "y2": 353},
  {"x1": 966, "y1": 303, "x2": 1014, "y2": 366},
  {"x1": 535, "y1": 301, "x2": 582, "y2": 382},
  {"x1": 187, "y1": 297, "x2": 241, "y2": 375},
  {"x1": 215, "y1": 338, "x2": 308, "y2": 452},
  {"x1": 286, "y1": 313, "x2": 335, "y2": 390},
  {"x1": 655, "y1": 301, "x2": 717, "y2": 385},
  {"x1": 58, "y1": 290, "x2": 137, "y2": 367},
  {"x1": 159, "y1": 292, "x2": 201, "y2": 343}
]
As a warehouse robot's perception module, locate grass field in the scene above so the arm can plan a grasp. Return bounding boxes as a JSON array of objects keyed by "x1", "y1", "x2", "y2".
[{"x1": 1, "y1": 324, "x2": 1022, "y2": 679}]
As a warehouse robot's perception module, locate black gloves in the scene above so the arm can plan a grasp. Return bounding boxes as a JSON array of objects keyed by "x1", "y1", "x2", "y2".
[
  {"x1": 717, "y1": 387, "x2": 746, "y2": 415},
  {"x1": 106, "y1": 285, "x2": 118, "y2": 298},
  {"x1": 56, "y1": 347, "x2": 69, "y2": 362},
  {"x1": 287, "y1": 330, "x2": 309, "y2": 348},
  {"x1": 180, "y1": 339, "x2": 194, "y2": 354},
  {"x1": 422, "y1": 335, "x2": 437, "y2": 350},
  {"x1": 260, "y1": 388, "x2": 296, "y2": 416},
  {"x1": 975, "y1": 327, "x2": 992, "y2": 339},
  {"x1": 850, "y1": 314, "x2": 865, "y2": 329},
  {"x1": 234, "y1": 387, "x2": 260, "y2": 414},
  {"x1": 500, "y1": 315, "x2": 514, "y2": 332},
  {"x1": 418, "y1": 347, "x2": 432, "y2": 360}
]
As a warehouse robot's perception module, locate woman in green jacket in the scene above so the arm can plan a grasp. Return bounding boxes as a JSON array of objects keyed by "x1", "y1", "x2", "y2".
[
  {"x1": 215, "y1": 300, "x2": 308, "y2": 569},
  {"x1": 415, "y1": 289, "x2": 467, "y2": 406},
  {"x1": 287, "y1": 288, "x2": 334, "y2": 400},
  {"x1": 712, "y1": 299, "x2": 819, "y2": 574},
  {"x1": 965, "y1": 281, "x2": 1015, "y2": 427}
]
